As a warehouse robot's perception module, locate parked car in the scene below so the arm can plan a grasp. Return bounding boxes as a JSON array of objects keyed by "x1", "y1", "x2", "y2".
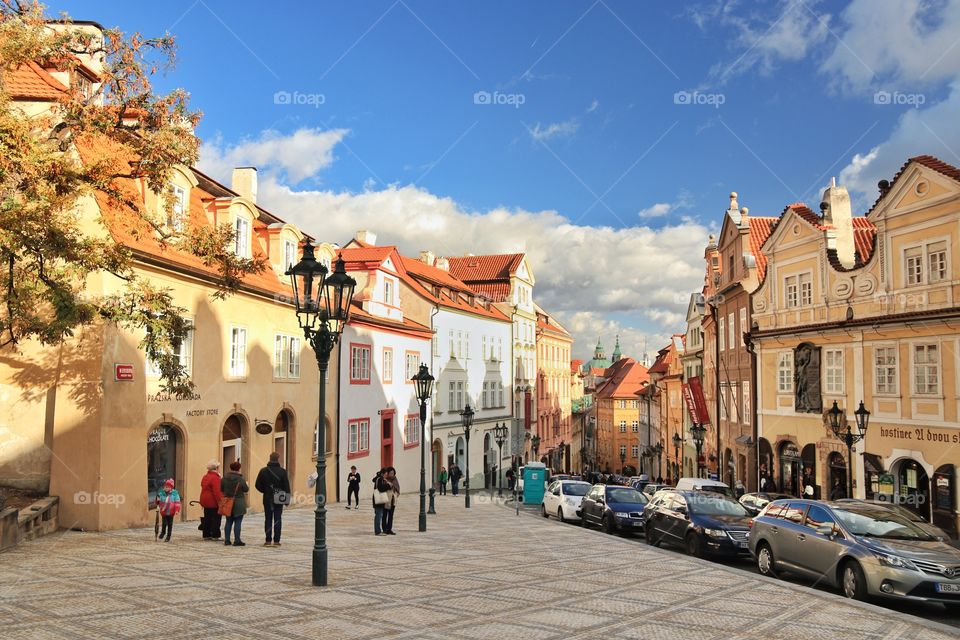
[
  {"x1": 641, "y1": 483, "x2": 670, "y2": 499},
  {"x1": 750, "y1": 499, "x2": 960, "y2": 610},
  {"x1": 674, "y1": 477, "x2": 734, "y2": 498},
  {"x1": 541, "y1": 480, "x2": 592, "y2": 522},
  {"x1": 644, "y1": 489, "x2": 753, "y2": 558},
  {"x1": 740, "y1": 492, "x2": 793, "y2": 516},
  {"x1": 834, "y1": 498, "x2": 955, "y2": 543},
  {"x1": 580, "y1": 484, "x2": 649, "y2": 534}
]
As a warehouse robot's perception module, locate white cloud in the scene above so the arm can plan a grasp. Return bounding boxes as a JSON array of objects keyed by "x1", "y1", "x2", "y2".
[
  {"x1": 528, "y1": 118, "x2": 579, "y2": 142},
  {"x1": 821, "y1": 0, "x2": 960, "y2": 92},
  {"x1": 586, "y1": 99, "x2": 600, "y2": 113},
  {"x1": 198, "y1": 127, "x2": 349, "y2": 184},
  {"x1": 638, "y1": 190, "x2": 694, "y2": 219}
]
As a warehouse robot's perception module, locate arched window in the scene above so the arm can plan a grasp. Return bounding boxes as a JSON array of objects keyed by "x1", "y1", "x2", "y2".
[{"x1": 147, "y1": 424, "x2": 180, "y2": 506}]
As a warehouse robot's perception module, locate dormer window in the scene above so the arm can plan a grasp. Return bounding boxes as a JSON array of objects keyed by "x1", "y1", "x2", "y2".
[
  {"x1": 168, "y1": 184, "x2": 187, "y2": 232},
  {"x1": 234, "y1": 216, "x2": 251, "y2": 258},
  {"x1": 283, "y1": 239, "x2": 296, "y2": 272},
  {"x1": 384, "y1": 279, "x2": 394, "y2": 305}
]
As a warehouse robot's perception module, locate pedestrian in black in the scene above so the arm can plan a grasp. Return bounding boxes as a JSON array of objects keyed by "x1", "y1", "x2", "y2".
[
  {"x1": 254, "y1": 452, "x2": 290, "y2": 547},
  {"x1": 384, "y1": 466, "x2": 399, "y2": 535},
  {"x1": 829, "y1": 478, "x2": 846, "y2": 500},
  {"x1": 346, "y1": 465, "x2": 361, "y2": 509},
  {"x1": 506, "y1": 467, "x2": 516, "y2": 491},
  {"x1": 373, "y1": 468, "x2": 391, "y2": 535},
  {"x1": 450, "y1": 464, "x2": 462, "y2": 495}
]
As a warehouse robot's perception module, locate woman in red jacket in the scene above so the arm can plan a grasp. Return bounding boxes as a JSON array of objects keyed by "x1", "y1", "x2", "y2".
[{"x1": 199, "y1": 460, "x2": 224, "y2": 540}]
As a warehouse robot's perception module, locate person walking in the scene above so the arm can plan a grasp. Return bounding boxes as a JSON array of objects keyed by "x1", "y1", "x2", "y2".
[
  {"x1": 155, "y1": 478, "x2": 181, "y2": 542},
  {"x1": 199, "y1": 460, "x2": 224, "y2": 540},
  {"x1": 438, "y1": 466, "x2": 448, "y2": 496},
  {"x1": 255, "y1": 452, "x2": 290, "y2": 547},
  {"x1": 450, "y1": 464, "x2": 461, "y2": 496},
  {"x1": 506, "y1": 467, "x2": 516, "y2": 491},
  {"x1": 384, "y1": 467, "x2": 400, "y2": 535},
  {"x1": 372, "y1": 468, "x2": 392, "y2": 536},
  {"x1": 220, "y1": 461, "x2": 249, "y2": 547},
  {"x1": 346, "y1": 466, "x2": 361, "y2": 509},
  {"x1": 829, "y1": 478, "x2": 847, "y2": 500}
]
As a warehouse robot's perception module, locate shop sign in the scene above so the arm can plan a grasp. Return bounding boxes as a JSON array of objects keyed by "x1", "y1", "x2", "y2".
[
  {"x1": 878, "y1": 473, "x2": 895, "y2": 495},
  {"x1": 877, "y1": 425, "x2": 960, "y2": 444},
  {"x1": 115, "y1": 364, "x2": 134, "y2": 381}
]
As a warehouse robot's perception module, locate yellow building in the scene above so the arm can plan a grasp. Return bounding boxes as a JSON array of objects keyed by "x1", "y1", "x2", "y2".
[
  {"x1": 752, "y1": 158, "x2": 960, "y2": 537},
  {"x1": 535, "y1": 305, "x2": 573, "y2": 471},
  {"x1": 594, "y1": 357, "x2": 648, "y2": 474},
  {"x1": 0, "y1": 59, "x2": 338, "y2": 530}
]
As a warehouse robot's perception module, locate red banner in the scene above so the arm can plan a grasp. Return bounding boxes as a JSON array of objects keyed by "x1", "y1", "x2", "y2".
[{"x1": 683, "y1": 377, "x2": 710, "y2": 425}]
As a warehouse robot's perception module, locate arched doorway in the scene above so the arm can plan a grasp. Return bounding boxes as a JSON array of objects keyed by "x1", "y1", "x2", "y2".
[
  {"x1": 895, "y1": 458, "x2": 930, "y2": 520},
  {"x1": 932, "y1": 464, "x2": 957, "y2": 539},
  {"x1": 827, "y1": 452, "x2": 847, "y2": 499},
  {"x1": 483, "y1": 433, "x2": 491, "y2": 489},
  {"x1": 453, "y1": 436, "x2": 465, "y2": 470},
  {"x1": 147, "y1": 423, "x2": 182, "y2": 508},
  {"x1": 222, "y1": 413, "x2": 248, "y2": 472},
  {"x1": 779, "y1": 441, "x2": 801, "y2": 496},
  {"x1": 432, "y1": 439, "x2": 443, "y2": 485},
  {"x1": 801, "y1": 443, "x2": 817, "y2": 498},
  {"x1": 758, "y1": 437, "x2": 774, "y2": 488},
  {"x1": 274, "y1": 409, "x2": 294, "y2": 478},
  {"x1": 724, "y1": 448, "x2": 734, "y2": 487}
]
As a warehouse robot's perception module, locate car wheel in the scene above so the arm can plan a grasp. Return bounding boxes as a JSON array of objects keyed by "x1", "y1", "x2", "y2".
[
  {"x1": 581, "y1": 513, "x2": 590, "y2": 528},
  {"x1": 841, "y1": 560, "x2": 868, "y2": 601},
  {"x1": 541, "y1": 504, "x2": 548, "y2": 518},
  {"x1": 558, "y1": 507, "x2": 566, "y2": 523},
  {"x1": 685, "y1": 533, "x2": 703, "y2": 558},
  {"x1": 645, "y1": 525, "x2": 660, "y2": 547},
  {"x1": 601, "y1": 514, "x2": 616, "y2": 535},
  {"x1": 756, "y1": 543, "x2": 778, "y2": 578}
]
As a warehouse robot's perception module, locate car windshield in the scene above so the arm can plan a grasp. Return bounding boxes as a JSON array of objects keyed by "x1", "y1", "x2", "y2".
[
  {"x1": 607, "y1": 488, "x2": 647, "y2": 504},
  {"x1": 833, "y1": 507, "x2": 936, "y2": 540},
  {"x1": 563, "y1": 482, "x2": 590, "y2": 496},
  {"x1": 689, "y1": 496, "x2": 749, "y2": 516}
]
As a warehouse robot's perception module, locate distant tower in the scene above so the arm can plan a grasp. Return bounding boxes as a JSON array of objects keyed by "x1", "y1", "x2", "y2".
[
  {"x1": 612, "y1": 335, "x2": 622, "y2": 362},
  {"x1": 642, "y1": 337, "x2": 648, "y2": 366},
  {"x1": 594, "y1": 337, "x2": 604, "y2": 360}
]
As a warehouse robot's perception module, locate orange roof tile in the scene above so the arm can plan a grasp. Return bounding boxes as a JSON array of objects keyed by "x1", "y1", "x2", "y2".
[
  {"x1": 447, "y1": 254, "x2": 524, "y2": 282},
  {"x1": 748, "y1": 217, "x2": 777, "y2": 282},
  {"x1": 347, "y1": 301, "x2": 433, "y2": 339},
  {"x1": 594, "y1": 358, "x2": 649, "y2": 399},
  {"x1": 469, "y1": 282, "x2": 511, "y2": 303},
  {"x1": 865, "y1": 155, "x2": 960, "y2": 217},
  {"x1": 4, "y1": 62, "x2": 67, "y2": 100}
]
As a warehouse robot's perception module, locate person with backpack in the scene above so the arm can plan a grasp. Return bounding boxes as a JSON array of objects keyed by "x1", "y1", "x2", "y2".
[
  {"x1": 255, "y1": 452, "x2": 290, "y2": 547},
  {"x1": 155, "y1": 478, "x2": 181, "y2": 542}
]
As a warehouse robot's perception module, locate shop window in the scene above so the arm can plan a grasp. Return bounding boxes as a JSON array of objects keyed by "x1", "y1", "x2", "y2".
[{"x1": 147, "y1": 425, "x2": 178, "y2": 506}]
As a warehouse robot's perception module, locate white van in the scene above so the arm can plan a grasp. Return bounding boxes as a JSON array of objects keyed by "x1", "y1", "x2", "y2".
[{"x1": 674, "y1": 477, "x2": 734, "y2": 497}]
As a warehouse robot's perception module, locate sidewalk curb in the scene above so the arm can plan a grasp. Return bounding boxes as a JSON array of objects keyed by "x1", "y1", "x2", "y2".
[{"x1": 497, "y1": 499, "x2": 959, "y2": 635}]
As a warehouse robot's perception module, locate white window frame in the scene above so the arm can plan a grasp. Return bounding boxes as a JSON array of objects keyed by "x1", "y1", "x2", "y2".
[
  {"x1": 229, "y1": 326, "x2": 248, "y2": 378},
  {"x1": 874, "y1": 345, "x2": 898, "y2": 395},
  {"x1": 799, "y1": 272, "x2": 812, "y2": 306},
  {"x1": 233, "y1": 215, "x2": 251, "y2": 258},
  {"x1": 147, "y1": 321, "x2": 194, "y2": 377},
  {"x1": 283, "y1": 239, "x2": 296, "y2": 272},
  {"x1": 912, "y1": 343, "x2": 940, "y2": 396},
  {"x1": 619, "y1": 420, "x2": 627, "y2": 433},
  {"x1": 348, "y1": 419, "x2": 370, "y2": 454},
  {"x1": 382, "y1": 348, "x2": 394, "y2": 384},
  {"x1": 777, "y1": 352, "x2": 793, "y2": 394},
  {"x1": 903, "y1": 239, "x2": 950, "y2": 287},
  {"x1": 739, "y1": 308, "x2": 747, "y2": 346},
  {"x1": 404, "y1": 415, "x2": 420, "y2": 446},
  {"x1": 824, "y1": 348, "x2": 844, "y2": 395},
  {"x1": 727, "y1": 312, "x2": 735, "y2": 351},
  {"x1": 719, "y1": 317, "x2": 725, "y2": 352},
  {"x1": 168, "y1": 184, "x2": 187, "y2": 232},
  {"x1": 719, "y1": 383, "x2": 728, "y2": 420},
  {"x1": 350, "y1": 344, "x2": 371, "y2": 383},
  {"x1": 384, "y1": 278, "x2": 394, "y2": 305},
  {"x1": 273, "y1": 333, "x2": 302, "y2": 379},
  {"x1": 742, "y1": 381, "x2": 750, "y2": 425}
]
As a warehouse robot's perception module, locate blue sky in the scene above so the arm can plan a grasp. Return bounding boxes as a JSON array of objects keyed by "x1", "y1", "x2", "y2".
[{"x1": 50, "y1": 0, "x2": 960, "y2": 361}]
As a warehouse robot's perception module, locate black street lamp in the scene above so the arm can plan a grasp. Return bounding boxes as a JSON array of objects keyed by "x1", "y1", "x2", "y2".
[
  {"x1": 460, "y1": 403, "x2": 474, "y2": 508},
  {"x1": 828, "y1": 400, "x2": 870, "y2": 499},
  {"x1": 671, "y1": 432, "x2": 682, "y2": 483},
  {"x1": 531, "y1": 433, "x2": 541, "y2": 461},
  {"x1": 286, "y1": 241, "x2": 356, "y2": 587},
  {"x1": 411, "y1": 364, "x2": 435, "y2": 532},
  {"x1": 653, "y1": 441, "x2": 663, "y2": 479},
  {"x1": 691, "y1": 423, "x2": 707, "y2": 478},
  {"x1": 494, "y1": 422, "x2": 508, "y2": 497}
]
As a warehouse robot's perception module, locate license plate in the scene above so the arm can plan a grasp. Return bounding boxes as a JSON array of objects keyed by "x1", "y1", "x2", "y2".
[
  {"x1": 737, "y1": 542, "x2": 748, "y2": 549},
  {"x1": 935, "y1": 583, "x2": 960, "y2": 593}
]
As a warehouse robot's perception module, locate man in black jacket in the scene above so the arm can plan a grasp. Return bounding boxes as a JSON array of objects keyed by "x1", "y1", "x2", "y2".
[{"x1": 255, "y1": 452, "x2": 291, "y2": 547}]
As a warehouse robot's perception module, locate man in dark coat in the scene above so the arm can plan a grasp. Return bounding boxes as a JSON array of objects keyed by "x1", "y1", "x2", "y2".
[
  {"x1": 255, "y1": 452, "x2": 291, "y2": 547},
  {"x1": 450, "y1": 464, "x2": 462, "y2": 495}
]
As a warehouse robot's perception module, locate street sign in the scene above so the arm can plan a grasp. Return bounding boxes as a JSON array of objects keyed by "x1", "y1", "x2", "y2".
[{"x1": 115, "y1": 364, "x2": 134, "y2": 381}]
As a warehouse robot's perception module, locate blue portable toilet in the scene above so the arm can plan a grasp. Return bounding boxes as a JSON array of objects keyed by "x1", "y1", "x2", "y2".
[{"x1": 523, "y1": 462, "x2": 547, "y2": 505}]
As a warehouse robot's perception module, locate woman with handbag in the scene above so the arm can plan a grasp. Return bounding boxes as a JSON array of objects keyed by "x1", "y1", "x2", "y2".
[
  {"x1": 199, "y1": 460, "x2": 224, "y2": 540},
  {"x1": 219, "y1": 460, "x2": 249, "y2": 547},
  {"x1": 372, "y1": 468, "x2": 392, "y2": 536}
]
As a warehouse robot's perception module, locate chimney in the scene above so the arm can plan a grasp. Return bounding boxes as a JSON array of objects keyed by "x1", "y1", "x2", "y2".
[
  {"x1": 355, "y1": 230, "x2": 377, "y2": 246},
  {"x1": 821, "y1": 177, "x2": 855, "y2": 268},
  {"x1": 232, "y1": 167, "x2": 258, "y2": 203},
  {"x1": 435, "y1": 257, "x2": 449, "y2": 271},
  {"x1": 419, "y1": 250, "x2": 435, "y2": 265}
]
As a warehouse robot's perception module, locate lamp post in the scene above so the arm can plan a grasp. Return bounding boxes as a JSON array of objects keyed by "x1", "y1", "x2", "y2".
[
  {"x1": 671, "y1": 432, "x2": 682, "y2": 483},
  {"x1": 460, "y1": 403, "x2": 474, "y2": 508},
  {"x1": 691, "y1": 423, "x2": 706, "y2": 479},
  {"x1": 531, "y1": 434, "x2": 541, "y2": 462},
  {"x1": 494, "y1": 422, "x2": 508, "y2": 497},
  {"x1": 286, "y1": 241, "x2": 356, "y2": 587},
  {"x1": 411, "y1": 364, "x2": 435, "y2": 532},
  {"x1": 654, "y1": 441, "x2": 663, "y2": 479},
  {"x1": 828, "y1": 400, "x2": 870, "y2": 499}
]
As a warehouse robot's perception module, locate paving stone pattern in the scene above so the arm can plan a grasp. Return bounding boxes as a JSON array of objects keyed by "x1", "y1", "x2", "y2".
[{"x1": 0, "y1": 493, "x2": 955, "y2": 640}]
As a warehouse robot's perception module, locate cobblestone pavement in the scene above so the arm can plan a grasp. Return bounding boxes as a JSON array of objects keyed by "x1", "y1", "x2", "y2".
[{"x1": 0, "y1": 493, "x2": 956, "y2": 640}]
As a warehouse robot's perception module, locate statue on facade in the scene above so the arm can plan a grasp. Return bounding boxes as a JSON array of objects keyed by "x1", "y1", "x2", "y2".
[{"x1": 794, "y1": 343, "x2": 822, "y2": 413}]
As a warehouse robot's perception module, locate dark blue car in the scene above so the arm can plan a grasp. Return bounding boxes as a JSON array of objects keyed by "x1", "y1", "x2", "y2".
[
  {"x1": 580, "y1": 484, "x2": 648, "y2": 535},
  {"x1": 644, "y1": 489, "x2": 753, "y2": 558}
]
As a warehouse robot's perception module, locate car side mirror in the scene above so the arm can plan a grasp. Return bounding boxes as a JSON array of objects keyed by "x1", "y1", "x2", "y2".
[
  {"x1": 816, "y1": 524, "x2": 835, "y2": 537},
  {"x1": 552, "y1": 489, "x2": 560, "y2": 496},
  {"x1": 675, "y1": 505, "x2": 687, "y2": 515}
]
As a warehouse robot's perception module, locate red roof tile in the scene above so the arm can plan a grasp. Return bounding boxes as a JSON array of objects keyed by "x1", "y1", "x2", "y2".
[
  {"x1": 594, "y1": 358, "x2": 649, "y2": 399},
  {"x1": 748, "y1": 217, "x2": 777, "y2": 282},
  {"x1": 866, "y1": 155, "x2": 960, "y2": 217},
  {"x1": 347, "y1": 301, "x2": 433, "y2": 339},
  {"x1": 468, "y1": 282, "x2": 512, "y2": 303},
  {"x1": 4, "y1": 62, "x2": 67, "y2": 100},
  {"x1": 447, "y1": 254, "x2": 524, "y2": 282}
]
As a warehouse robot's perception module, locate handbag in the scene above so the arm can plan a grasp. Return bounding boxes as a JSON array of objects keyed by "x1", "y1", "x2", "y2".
[
  {"x1": 218, "y1": 480, "x2": 240, "y2": 517},
  {"x1": 373, "y1": 490, "x2": 391, "y2": 506}
]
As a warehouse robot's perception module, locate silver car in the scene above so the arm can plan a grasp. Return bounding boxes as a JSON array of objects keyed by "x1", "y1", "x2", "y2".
[{"x1": 750, "y1": 499, "x2": 960, "y2": 611}]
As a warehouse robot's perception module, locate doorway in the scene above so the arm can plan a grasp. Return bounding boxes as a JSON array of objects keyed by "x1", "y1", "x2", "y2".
[
  {"x1": 828, "y1": 452, "x2": 847, "y2": 499},
  {"x1": 147, "y1": 424, "x2": 180, "y2": 507},
  {"x1": 896, "y1": 458, "x2": 930, "y2": 520},
  {"x1": 380, "y1": 410, "x2": 395, "y2": 469},
  {"x1": 932, "y1": 464, "x2": 957, "y2": 539},
  {"x1": 222, "y1": 414, "x2": 246, "y2": 471}
]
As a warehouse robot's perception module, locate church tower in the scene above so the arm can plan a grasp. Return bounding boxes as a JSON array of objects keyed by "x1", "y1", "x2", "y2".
[{"x1": 612, "y1": 335, "x2": 622, "y2": 362}]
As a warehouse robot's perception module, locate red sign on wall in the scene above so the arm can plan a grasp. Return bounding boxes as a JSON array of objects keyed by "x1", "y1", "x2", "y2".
[{"x1": 115, "y1": 364, "x2": 134, "y2": 381}]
